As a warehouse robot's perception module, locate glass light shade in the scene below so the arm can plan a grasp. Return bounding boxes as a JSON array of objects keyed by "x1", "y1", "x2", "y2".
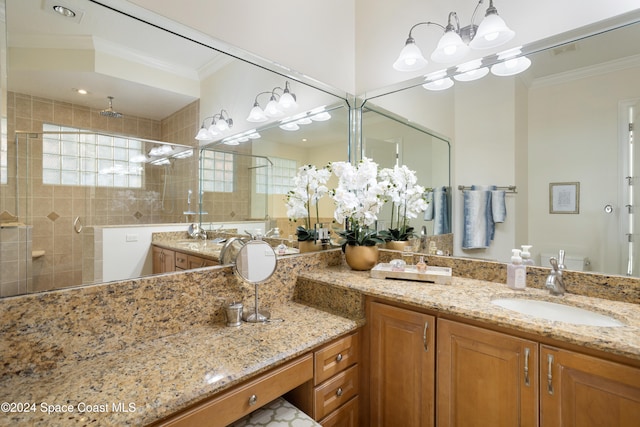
[
  {"x1": 223, "y1": 139, "x2": 240, "y2": 145},
  {"x1": 207, "y1": 124, "x2": 220, "y2": 135},
  {"x1": 247, "y1": 105, "x2": 268, "y2": 122},
  {"x1": 454, "y1": 66, "x2": 489, "y2": 82},
  {"x1": 393, "y1": 40, "x2": 428, "y2": 71},
  {"x1": 279, "y1": 122, "x2": 300, "y2": 131},
  {"x1": 422, "y1": 77, "x2": 454, "y2": 91},
  {"x1": 469, "y1": 13, "x2": 515, "y2": 50},
  {"x1": 264, "y1": 98, "x2": 283, "y2": 117},
  {"x1": 491, "y1": 56, "x2": 531, "y2": 76},
  {"x1": 195, "y1": 126, "x2": 213, "y2": 141},
  {"x1": 248, "y1": 132, "x2": 261, "y2": 139},
  {"x1": 279, "y1": 92, "x2": 297, "y2": 110},
  {"x1": 216, "y1": 119, "x2": 229, "y2": 132},
  {"x1": 296, "y1": 117, "x2": 312, "y2": 125},
  {"x1": 430, "y1": 30, "x2": 469, "y2": 63},
  {"x1": 310, "y1": 111, "x2": 331, "y2": 121}
]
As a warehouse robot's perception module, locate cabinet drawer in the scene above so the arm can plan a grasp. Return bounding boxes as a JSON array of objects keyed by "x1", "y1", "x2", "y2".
[
  {"x1": 187, "y1": 255, "x2": 216, "y2": 269},
  {"x1": 158, "y1": 354, "x2": 313, "y2": 427},
  {"x1": 319, "y1": 396, "x2": 359, "y2": 427},
  {"x1": 315, "y1": 331, "x2": 359, "y2": 385},
  {"x1": 175, "y1": 252, "x2": 189, "y2": 269},
  {"x1": 314, "y1": 364, "x2": 359, "y2": 420}
]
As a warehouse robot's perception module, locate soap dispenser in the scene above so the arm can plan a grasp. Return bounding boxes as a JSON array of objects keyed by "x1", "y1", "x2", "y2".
[
  {"x1": 507, "y1": 249, "x2": 527, "y2": 290},
  {"x1": 520, "y1": 245, "x2": 534, "y2": 266}
]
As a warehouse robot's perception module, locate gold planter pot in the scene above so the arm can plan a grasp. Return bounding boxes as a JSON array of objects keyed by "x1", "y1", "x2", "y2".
[
  {"x1": 344, "y1": 245, "x2": 379, "y2": 271},
  {"x1": 385, "y1": 241, "x2": 410, "y2": 251}
]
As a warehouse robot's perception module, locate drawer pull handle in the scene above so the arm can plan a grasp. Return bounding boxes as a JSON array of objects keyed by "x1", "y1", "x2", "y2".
[
  {"x1": 423, "y1": 321, "x2": 430, "y2": 352},
  {"x1": 335, "y1": 353, "x2": 343, "y2": 362},
  {"x1": 248, "y1": 394, "x2": 258, "y2": 406},
  {"x1": 547, "y1": 354, "x2": 554, "y2": 395},
  {"x1": 336, "y1": 387, "x2": 343, "y2": 397},
  {"x1": 524, "y1": 347, "x2": 530, "y2": 387}
]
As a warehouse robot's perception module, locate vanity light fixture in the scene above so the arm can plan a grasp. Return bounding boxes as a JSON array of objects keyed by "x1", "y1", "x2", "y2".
[
  {"x1": 490, "y1": 47, "x2": 532, "y2": 76},
  {"x1": 246, "y1": 81, "x2": 298, "y2": 122},
  {"x1": 195, "y1": 109, "x2": 234, "y2": 141},
  {"x1": 393, "y1": 0, "x2": 514, "y2": 71}
]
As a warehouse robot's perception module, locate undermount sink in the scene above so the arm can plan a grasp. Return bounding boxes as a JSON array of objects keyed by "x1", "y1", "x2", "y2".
[{"x1": 491, "y1": 298, "x2": 625, "y2": 327}]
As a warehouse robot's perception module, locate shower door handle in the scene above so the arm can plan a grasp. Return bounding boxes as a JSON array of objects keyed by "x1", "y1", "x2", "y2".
[{"x1": 73, "y1": 216, "x2": 83, "y2": 233}]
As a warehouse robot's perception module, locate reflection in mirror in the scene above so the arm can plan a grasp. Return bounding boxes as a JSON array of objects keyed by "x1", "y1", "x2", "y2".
[
  {"x1": 361, "y1": 105, "x2": 451, "y2": 237},
  {"x1": 235, "y1": 239, "x2": 277, "y2": 323},
  {"x1": 369, "y1": 17, "x2": 640, "y2": 277},
  {"x1": 0, "y1": 0, "x2": 348, "y2": 297}
]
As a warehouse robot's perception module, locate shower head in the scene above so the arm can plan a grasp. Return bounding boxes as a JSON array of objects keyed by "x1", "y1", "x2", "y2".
[{"x1": 100, "y1": 96, "x2": 123, "y2": 118}]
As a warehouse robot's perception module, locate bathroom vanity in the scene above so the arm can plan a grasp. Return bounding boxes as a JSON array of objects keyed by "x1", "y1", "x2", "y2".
[{"x1": 1, "y1": 249, "x2": 639, "y2": 426}]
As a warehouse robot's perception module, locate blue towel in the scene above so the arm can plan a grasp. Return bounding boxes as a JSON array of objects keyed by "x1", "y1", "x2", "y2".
[
  {"x1": 463, "y1": 189, "x2": 493, "y2": 249},
  {"x1": 423, "y1": 191, "x2": 434, "y2": 220},
  {"x1": 424, "y1": 187, "x2": 450, "y2": 235},
  {"x1": 463, "y1": 185, "x2": 508, "y2": 248},
  {"x1": 492, "y1": 190, "x2": 507, "y2": 223}
]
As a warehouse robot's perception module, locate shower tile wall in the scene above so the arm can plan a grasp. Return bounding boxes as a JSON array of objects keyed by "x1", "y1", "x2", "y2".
[
  {"x1": 0, "y1": 225, "x2": 31, "y2": 297},
  {"x1": 5, "y1": 92, "x2": 200, "y2": 293}
]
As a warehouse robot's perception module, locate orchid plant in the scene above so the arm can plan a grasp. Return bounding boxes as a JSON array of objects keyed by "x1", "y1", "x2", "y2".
[
  {"x1": 285, "y1": 164, "x2": 332, "y2": 241},
  {"x1": 378, "y1": 164, "x2": 429, "y2": 242},
  {"x1": 330, "y1": 157, "x2": 387, "y2": 247}
]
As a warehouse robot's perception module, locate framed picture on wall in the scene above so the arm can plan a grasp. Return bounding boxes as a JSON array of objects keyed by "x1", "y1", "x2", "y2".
[{"x1": 549, "y1": 182, "x2": 580, "y2": 214}]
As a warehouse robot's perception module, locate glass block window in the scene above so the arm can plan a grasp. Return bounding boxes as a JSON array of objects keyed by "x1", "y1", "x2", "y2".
[
  {"x1": 201, "y1": 150, "x2": 234, "y2": 192},
  {"x1": 42, "y1": 124, "x2": 143, "y2": 188},
  {"x1": 257, "y1": 156, "x2": 296, "y2": 195},
  {"x1": 0, "y1": 118, "x2": 6, "y2": 184}
]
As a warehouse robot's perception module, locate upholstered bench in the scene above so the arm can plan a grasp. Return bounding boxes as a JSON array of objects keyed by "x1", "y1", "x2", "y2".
[{"x1": 229, "y1": 397, "x2": 320, "y2": 427}]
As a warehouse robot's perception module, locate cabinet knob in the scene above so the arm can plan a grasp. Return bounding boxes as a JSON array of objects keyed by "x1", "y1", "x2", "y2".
[
  {"x1": 335, "y1": 353, "x2": 343, "y2": 362},
  {"x1": 248, "y1": 394, "x2": 258, "y2": 406},
  {"x1": 336, "y1": 387, "x2": 343, "y2": 397}
]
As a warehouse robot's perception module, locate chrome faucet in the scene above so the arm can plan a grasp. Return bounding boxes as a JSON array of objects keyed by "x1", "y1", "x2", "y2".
[{"x1": 545, "y1": 250, "x2": 566, "y2": 296}]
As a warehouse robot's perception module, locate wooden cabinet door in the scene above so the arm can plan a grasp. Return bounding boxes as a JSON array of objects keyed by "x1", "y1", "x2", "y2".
[
  {"x1": 369, "y1": 302, "x2": 435, "y2": 427},
  {"x1": 437, "y1": 319, "x2": 538, "y2": 427},
  {"x1": 152, "y1": 246, "x2": 175, "y2": 274},
  {"x1": 541, "y1": 345, "x2": 640, "y2": 427}
]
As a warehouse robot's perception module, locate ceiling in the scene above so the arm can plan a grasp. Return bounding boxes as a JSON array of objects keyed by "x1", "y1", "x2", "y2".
[{"x1": 6, "y1": 0, "x2": 227, "y2": 121}]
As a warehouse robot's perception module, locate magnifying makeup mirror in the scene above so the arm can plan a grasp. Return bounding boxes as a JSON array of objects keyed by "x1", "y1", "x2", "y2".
[{"x1": 234, "y1": 239, "x2": 277, "y2": 323}]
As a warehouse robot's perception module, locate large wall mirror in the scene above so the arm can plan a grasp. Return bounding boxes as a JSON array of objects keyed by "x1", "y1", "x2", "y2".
[
  {"x1": 367, "y1": 11, "x2": 640, "y2": 277},
  {"x1": 0, "y1": 0, "x2": 348, "y2": 297}
]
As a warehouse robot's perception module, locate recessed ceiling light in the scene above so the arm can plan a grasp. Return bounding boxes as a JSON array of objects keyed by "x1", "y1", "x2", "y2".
[
  {"x1": 76, "y1": 89, "x2": 88, "y2": 95},
  {"x1": 53, "y1": 5, "x2": 76, "y2": 18}
]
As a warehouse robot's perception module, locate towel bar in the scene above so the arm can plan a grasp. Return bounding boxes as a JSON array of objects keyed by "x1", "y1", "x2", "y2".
[{"x1": 457, "y1": 185, "x2": 517, "y2": 193}]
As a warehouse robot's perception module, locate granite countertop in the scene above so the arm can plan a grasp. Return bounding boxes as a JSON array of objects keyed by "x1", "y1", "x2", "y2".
[
  {"x1": 298, "y1": 266, "x2": 640, "y2": 362},
  {"x1": 152, "y1": 239, "x2": 225, "y2": 261},
  {"x1": 0, "y1": 302, "x2": 360, "y2": 427}
]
